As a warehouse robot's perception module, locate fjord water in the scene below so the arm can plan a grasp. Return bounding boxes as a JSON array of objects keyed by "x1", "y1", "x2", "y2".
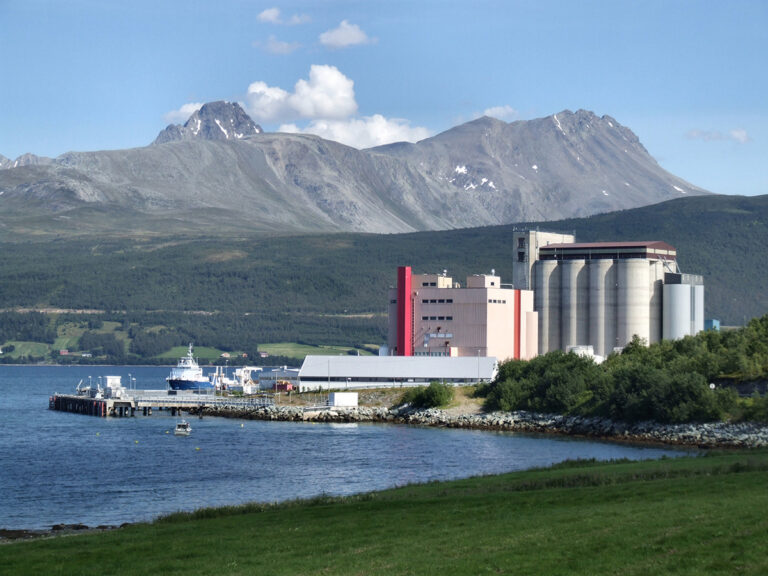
[{"x1": 1, "y1": 366, "x2": 689, "y2": 530}]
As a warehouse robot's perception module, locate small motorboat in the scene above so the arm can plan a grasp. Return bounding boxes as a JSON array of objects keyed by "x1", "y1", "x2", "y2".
[{"x1": 174, "y1": 419, "x2": 192, "y2": 436}]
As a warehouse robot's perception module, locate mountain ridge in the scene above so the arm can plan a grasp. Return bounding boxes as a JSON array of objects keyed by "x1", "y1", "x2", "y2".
[
  {"x1": 0, "y1": 106, "x2": 711, "y2": 240},
  {"x1": 153, "y1": 100, "x2": 263, "y2": 145}
]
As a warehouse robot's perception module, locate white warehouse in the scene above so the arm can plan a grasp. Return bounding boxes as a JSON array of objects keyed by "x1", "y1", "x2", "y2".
[{"x1": 297, "y1": 355, "x2": 498, "y2": 391}]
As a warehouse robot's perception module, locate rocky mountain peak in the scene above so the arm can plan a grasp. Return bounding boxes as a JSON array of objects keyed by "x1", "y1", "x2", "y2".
[{"x1": 153, "y1": 101, "x2": 262, "y2": 145}]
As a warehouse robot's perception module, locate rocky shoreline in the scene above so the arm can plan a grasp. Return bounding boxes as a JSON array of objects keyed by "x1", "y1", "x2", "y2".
[{"x1": 197, "y1": 404, "x2": 768, "y2": 449}]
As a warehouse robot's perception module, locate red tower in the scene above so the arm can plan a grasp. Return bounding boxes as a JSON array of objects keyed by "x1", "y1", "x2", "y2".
[{"x1": 396, "y1": 266, "x2": 413, "y2": 356}]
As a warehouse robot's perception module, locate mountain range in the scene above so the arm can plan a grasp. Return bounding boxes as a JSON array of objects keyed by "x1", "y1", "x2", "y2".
[{"x1": 0, "y1": 102, "x2": 710, "y2": 239}]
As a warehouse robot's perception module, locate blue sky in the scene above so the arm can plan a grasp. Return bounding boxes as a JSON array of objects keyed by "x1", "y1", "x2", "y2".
[{"x1": 1, "y1": 0, "x2": 765, "y2": 195}]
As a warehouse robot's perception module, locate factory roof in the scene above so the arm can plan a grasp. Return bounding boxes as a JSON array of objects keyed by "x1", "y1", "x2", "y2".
[
  {"x1": 299, "y1": 355, "x2": 498, "y2": 381},
  {"x1": 539, "y1": 241, "x2": 676, "y2": 261}
]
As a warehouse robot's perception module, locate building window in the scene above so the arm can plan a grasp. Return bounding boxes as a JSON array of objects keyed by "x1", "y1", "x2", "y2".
[
  {"x1": 446, "y1": 316, "x2": 453, "y2": 321},
  {"x1": 390, "y1": 299, "x2": 397, "y2": 304},
  {"x1": 447, "y1": 299, "x2": 453, "y2": 303},
  {"x1": 429, "y1": 316, "x2": 437, "y2": 320},
  {"x1": 422, "y1": 316, "x2": 428, "y2": 320},
  {"x1": 438, "y1": 299, "x2": 445, "y2": 303},
  {"x1": 422, "y1": 282, "x2": 429, "y2": 287},
  {"x1": 518, "y1": 237, "x2": 526, "y2": 248},
  {"x1": 518, "y1": 251, "x2": 526, "y2": 262},
  {"x1": 430, "y1": 282, "x2": 437, "y2": 286}
]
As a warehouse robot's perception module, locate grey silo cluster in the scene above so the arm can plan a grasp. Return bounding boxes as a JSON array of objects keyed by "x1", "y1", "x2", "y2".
[{"x1": 513, "y1": 231, "x2": 704, "y2": 359}]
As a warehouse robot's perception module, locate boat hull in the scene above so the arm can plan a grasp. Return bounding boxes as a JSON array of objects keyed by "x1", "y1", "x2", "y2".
[{"x1": 167, "y1": 379, "x2": 214, "y2": 391}]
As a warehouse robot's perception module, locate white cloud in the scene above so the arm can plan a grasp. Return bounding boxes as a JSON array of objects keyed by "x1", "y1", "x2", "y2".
[
  {"x1": 482, "y1": 105, "x2": 518, "y2": 121},
  {"x1": 287, "y1": 13, "x2": 311, "y2": 25},
  {"x1": 283, "y1": 115, "x2": 431, "y2": 149},
  {"x1": 258, "y1": 8, "x2": 281, "y2": 23},
  {"x1": 729, "y1": 129, "x2": 750, "y2": 144},
  {"x1": 246, "y1": 81, "x2": 293, "y2": 122},
  {"x1": 258, "y1": 7, "x2": 309, "y2": 25},
  {"x1": 319, "y1": 20, "x2": 374, "y2": 48},
  {"x1": 686, "y1": 128, "x2": 751, "y2": 143},
  {"x1": 163, "y1": 102, "x2": 203, "y2": 124},
  {"x1": 246, "y1": 65, "x2": 357, "y2": 123},
  {"x1": 246, "y1": 66, "x2": 430, "y2": 148},
  {"x1": 265, "y1": 35, "x2": 301, "y2": 55}
]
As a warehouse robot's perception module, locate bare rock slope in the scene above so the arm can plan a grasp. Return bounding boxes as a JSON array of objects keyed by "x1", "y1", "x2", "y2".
[{"x1": 0, "y1": 106, "x2": 709, "y2": 238}]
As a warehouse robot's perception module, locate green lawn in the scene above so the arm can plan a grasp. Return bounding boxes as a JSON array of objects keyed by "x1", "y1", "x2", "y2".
[
  {"x1": 53, "y1": 325, "x2": 85, "y2": 351},
  {"x1": 2, "y1": 450, "x2": 767, "y2": 575},
  {"x1": 156, "y1": 345, "x2": 231, "y2": 362},
  {"x1": 259, "y1": 342, "x2": 375, "y2": 360},
  {"x1": 0, "y1": 341, "x2": 50, "y2": 358}
]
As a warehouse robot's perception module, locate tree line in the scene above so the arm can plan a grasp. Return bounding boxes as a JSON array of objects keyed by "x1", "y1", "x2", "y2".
[{"x1": 479, "y1": 315, "x2": 768, "y2": 424}]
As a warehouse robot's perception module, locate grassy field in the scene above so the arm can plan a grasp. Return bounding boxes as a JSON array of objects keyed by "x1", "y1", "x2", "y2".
[
  {"x1": 0, "y1": 340, "x2": 50, "y2": 358},
  {"x1": 258, "y1": 342, "x2": 376, "y2": 360},
  {"x1": 156, "y1": 345, "x2": 237, "y2": 362},
  {"x1": 2, "y1": 450, "x2": 767, "y2": 575}
]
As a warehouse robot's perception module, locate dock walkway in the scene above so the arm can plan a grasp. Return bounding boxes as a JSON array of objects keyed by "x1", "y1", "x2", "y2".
[{"x1": 49, "y1": 390, "x2": 274, "y2": 418}]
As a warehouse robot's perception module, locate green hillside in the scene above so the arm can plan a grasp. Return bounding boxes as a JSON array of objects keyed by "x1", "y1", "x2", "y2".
[{"x1": 0, "y1": 194, "x2": 766, "y2": 362}]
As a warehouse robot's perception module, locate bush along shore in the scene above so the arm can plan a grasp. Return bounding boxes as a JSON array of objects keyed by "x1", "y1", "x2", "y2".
[{"x1": 195, "y1": 403, "x2": 768, "y2": 449}]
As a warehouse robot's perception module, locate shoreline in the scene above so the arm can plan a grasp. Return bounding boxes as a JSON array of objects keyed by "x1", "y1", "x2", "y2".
[
  {"x1": 5, "y1": 407, "x2": 766, "y2": 541},
  {"x1": 197, "y1": 403, "x2": 768, "y2": 449}
]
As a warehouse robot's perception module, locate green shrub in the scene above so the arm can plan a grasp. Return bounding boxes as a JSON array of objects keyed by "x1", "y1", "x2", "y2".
[{"x1": 398, "y1": 381, "x2": 454, "y2": 409}]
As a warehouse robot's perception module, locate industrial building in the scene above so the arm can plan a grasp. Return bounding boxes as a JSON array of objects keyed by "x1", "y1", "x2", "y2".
[
  {"x1": 297, "y1": 355, "x2": 498, "y2": 391},
  {"x1": 530, "y1": 240, "x2": 705, "y2": 358},
  {"x1": 512, "y1": 229, "x2": 576, "y2": 290},
  {"x1": 387, "y1": 266, "x2": 537, "y2": 361}
]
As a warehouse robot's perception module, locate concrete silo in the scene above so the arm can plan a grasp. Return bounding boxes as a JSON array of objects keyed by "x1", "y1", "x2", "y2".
[
  {"x1": 617, "y1": 259, "x2": 650, "y2": 346},
  {"x1": 534, "y1": 259, "x2": 560, "y2": 354},
  {"x1": 532, "y1": 241, "x2": 701, "y2": 358},
  {"x1": 588, "y1": 258, "x2": 616, "y2": 358},
  {"x1": 560, "y1": 259, "x2": 589, "y2": 351},
  {"x1": 662, "y1": 273, "x2": 705, "y2": 341}
]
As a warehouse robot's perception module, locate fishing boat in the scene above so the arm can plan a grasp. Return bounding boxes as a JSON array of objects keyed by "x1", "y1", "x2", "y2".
[
  {"x1": 166, "y1": 344, "x2": 213, "y2": 391},
  {"x1": 174, "y1": 419, "x2": 192, "y2": 436}
]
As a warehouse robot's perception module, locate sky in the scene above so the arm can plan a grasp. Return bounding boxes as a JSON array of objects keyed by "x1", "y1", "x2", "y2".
[{"x1": 1, "y1": 0, "x2": 766, "y2": 196}]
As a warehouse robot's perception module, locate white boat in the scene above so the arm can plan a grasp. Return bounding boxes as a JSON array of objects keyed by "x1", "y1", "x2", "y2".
[
  {"x1": 174, "y1": 419, "x2": 192, "y2": 436},
  {"x1": 167, "y1": 343, "x2": 213, "y2": 391}
]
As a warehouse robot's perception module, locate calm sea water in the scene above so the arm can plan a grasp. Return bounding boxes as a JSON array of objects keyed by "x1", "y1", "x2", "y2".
[{"x1": 0, "y1": 366, "x2": 692, "y2": 530}]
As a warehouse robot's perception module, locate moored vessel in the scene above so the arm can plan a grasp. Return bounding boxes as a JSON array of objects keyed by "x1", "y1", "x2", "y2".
[{"x1": 167, "y1": 344, "x2": 213, "y2": 391}]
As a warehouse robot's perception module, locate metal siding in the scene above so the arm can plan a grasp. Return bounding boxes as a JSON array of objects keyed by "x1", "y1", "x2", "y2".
[{"x1": 663, "y1": 283, "x2": 691, "y2": 340}]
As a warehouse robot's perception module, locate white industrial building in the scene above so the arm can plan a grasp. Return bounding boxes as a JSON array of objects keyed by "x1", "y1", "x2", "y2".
[
  {"x1": 297, "y1": 355, "x2": 498, "y2": 391},
  {"x1": 528, "y1": 240, "x2": 705, "y2": 358}
]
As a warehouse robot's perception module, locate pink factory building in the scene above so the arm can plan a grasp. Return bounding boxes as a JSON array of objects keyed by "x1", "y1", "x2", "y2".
[{"x1": 387, "y1": 266, "x2": 537, "y2": 361}]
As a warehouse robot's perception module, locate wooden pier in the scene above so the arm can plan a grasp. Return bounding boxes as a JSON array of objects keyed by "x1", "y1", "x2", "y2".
[{"x1": 49, "y1": 390, "x2": 274, "y2": 418}]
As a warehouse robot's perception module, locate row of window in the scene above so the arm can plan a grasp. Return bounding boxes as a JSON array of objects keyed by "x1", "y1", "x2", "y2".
[
  {"x1": 421, "y1": 298, "x2": 453, "y2": 304},
  {"x1": 422, "y1": 316, "x2": 453, "y2": 321},
  {"x1": 488, "y1": 299, "x2": 507, "y2": 304}
]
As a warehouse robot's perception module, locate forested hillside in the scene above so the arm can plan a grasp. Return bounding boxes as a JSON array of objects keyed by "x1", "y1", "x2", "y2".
[{"x1": 0, "y1": 194, "x2": 765, "y2": 363}]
